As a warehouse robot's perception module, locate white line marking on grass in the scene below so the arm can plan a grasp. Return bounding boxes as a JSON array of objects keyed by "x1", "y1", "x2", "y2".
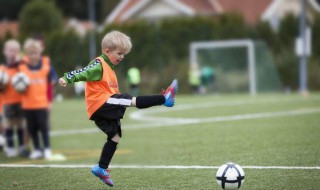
[
  {"x1": 51, "y1": 107, "x2": 320, "y2": 136},
  {"x1": 50, "y1": 97, "x2": 320, "y2": 136},
  {"x1": 51, "y1": 128, "x2": 99, "y2": 136},
  {"x1": 51, "y1": 100, "x2": 267, "y2": 136},
  {"x1": 0, "y1": 164, "x2": 320, "y2": 170},
  {"x1": 128, "y1": 107, "x2": 320, "y2": 128}
]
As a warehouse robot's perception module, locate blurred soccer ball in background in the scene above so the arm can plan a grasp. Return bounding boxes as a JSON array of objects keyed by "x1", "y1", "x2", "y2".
[
  {"x1": 0, "y1": 134, "x2": 5, "y2": 151},
  {"x1": 12, "y1": 72, "x2": 30, "y2": 93}
]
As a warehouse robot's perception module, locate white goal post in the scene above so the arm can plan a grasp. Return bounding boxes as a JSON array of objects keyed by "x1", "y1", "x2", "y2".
[{"x1": 189, "y1": 40, "x2": 257, "y2": 95}]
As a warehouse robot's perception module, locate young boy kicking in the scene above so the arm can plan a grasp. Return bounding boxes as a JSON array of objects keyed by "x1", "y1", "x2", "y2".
[{"x1": 59, "y1": 30, "x2": 178, "y2": 187}]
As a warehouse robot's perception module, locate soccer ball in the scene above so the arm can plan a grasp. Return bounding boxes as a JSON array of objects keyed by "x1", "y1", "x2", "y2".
[
  {"x1": 12, "y1": 72, "x2": 30, "y2": 93},
  {"x1": 216, "y1": 162, "x2": 245, "y2": 190},
  {"x1": 0, "y1": 70, "x2": 9, "y2": 91},
  {"x1": 0, "y1": 134, "x2": 5, "y2": 151}
]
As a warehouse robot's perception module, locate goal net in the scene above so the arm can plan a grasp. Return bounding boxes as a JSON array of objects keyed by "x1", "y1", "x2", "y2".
[{"x1": 189, "y1": 40, "x2": 282, "y2": 95}]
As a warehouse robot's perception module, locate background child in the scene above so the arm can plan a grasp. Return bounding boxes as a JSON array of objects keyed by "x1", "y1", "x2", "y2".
[
  {"x1": 31, "y1": 35, "x2": 58, "y2": 112},
  {"x1": 59, "y1": 30, "x2": 178, "y2": 187},
  {"x1": 19, "y1": 39, "x2": 55, "y2": 160},
  {"x1": 0, "y1": 92, "x2": 4, "y2": 152},
  {"x1": 1, "y1": 39, "x2": 26, "y2": 157},
  {"x1": 127, "y1": 66, "x2": 141, "y2": 96},
  {"x1": 21, "y1": 36, "x2": 58, "y2": 154}
]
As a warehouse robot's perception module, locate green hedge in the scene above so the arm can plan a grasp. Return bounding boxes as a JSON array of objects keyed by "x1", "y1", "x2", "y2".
[{"x1": 1, "y1": 13, "x2": 320, "y2": 96}]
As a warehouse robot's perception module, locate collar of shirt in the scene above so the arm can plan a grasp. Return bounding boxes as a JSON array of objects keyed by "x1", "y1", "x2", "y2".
[
  {"x1": 101, "y1": 54, "x2": 116, "y2": 70},
  {"x1": 5, "y1": 62, "x2": 20, "y2": 68},
  {"x1": 27, "y1": 60, "x2": 42, "y2": 70}
]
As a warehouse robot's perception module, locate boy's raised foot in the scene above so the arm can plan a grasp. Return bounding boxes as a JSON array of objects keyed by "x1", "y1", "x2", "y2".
[
  {"x1": 162, "y1": 79, "x2": 178, "y2": 107},
  {"x1": 91, "y1": 165, "x2": 114, "y2": 187}
]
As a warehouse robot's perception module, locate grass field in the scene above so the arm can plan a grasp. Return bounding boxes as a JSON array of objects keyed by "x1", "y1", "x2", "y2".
[{"x1": 0, "y1": 93, "x2": 320, "y2": 190}]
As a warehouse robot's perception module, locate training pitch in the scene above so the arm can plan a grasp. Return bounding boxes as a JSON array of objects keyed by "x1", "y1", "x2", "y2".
[{"x1": 0, "y1": 93, "x2": 320, "y2": 190}]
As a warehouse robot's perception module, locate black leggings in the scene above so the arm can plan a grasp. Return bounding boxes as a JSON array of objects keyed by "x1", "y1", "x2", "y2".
[{"x1": 24, "y1": 109, "x2": 50, "y2": 150}]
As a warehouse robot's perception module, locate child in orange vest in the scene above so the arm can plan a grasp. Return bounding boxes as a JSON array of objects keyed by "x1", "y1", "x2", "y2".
[
  {"x1": 59, "y1": 30, "x2": 178, "y2": 187},
  {"x1": 20, "y1": 39, "x2": 55, "y2": 160},
  {"x1": 1, "y1": 39, "x2": 27, "y2": 157}
]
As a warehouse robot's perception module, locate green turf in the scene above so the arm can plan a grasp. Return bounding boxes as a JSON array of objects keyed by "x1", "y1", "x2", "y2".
[{"x1": 1, "y1": 93, "x2": 320, "y2": 189}]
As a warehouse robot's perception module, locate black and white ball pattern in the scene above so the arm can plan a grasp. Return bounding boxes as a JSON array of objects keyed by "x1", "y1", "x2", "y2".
[
  {"x1": 0, "y1": 70, "x2": 9, "y2": 91},
  {"x1": 11, "y1": 72, "x2": 30, "y2": 93},
  {"x1": 216, "y1": 162, "x2": 245, "y2": 190}
]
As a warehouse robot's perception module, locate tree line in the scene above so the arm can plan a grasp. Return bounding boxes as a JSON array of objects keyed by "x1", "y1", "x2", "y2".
[{"x1": 1, "y1": 0, "x2": 320, "y2": 95}]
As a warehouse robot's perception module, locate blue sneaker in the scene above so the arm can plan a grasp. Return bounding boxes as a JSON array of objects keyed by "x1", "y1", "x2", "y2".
[
  {"x1": 91, "y1": 165, "x2": 114, "y2": 187},
  {"x1": 162, "y1": 79, "x2": 178, "y2": 107}
]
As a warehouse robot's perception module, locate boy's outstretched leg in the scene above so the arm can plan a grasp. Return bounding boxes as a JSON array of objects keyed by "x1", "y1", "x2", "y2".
[{"x1": 132, "y1": 79, "x2": 178, "y2": 108}]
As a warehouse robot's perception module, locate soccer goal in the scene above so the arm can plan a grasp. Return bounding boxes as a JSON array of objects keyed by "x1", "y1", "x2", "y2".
[{"x1": 189, "y1": 39, "x2": 282, "y2": 95}]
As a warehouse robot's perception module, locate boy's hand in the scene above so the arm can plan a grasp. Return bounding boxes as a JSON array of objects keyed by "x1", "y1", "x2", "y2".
[{"x1": 59, "y1": 78, "x2": 67, "y2": 87}]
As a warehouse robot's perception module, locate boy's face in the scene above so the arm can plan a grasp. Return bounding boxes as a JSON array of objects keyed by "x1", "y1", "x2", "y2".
[
  {"x1": 26, "y1": 47, "x2": 42, "y2": 66},
  {"x1": 3, "y1": 44, "x2": 20, "y2": 64},
  {"x1": 105, "y1": 48, "x2": 125, "y2": 65}
]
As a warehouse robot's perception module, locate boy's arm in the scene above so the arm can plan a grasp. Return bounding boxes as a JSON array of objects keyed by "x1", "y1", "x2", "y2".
[{"x1": 62, "y1": 59, "x2": 103, "y2": 84}]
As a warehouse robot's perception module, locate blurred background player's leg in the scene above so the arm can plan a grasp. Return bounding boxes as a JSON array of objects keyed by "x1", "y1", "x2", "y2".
[
  {"x1": 12, "y1": 104, "x2": 26, "y2": 156},
  {"x1": 24, "y1": 109, "x2": 51, "y2": 159},
  {"x1": 24, "y1": 110, "x2": 43, "y2": 159},
  {"x1": 38, "y1": 109, "x2": 51, "y2": 159},
  {"x1": 5, "y1": 122, "x2": 16, "y2": 157},
  {"x1": 23, "y1": 127, "x2": 31, "y2": 155},
  {"x1": 15, "y1": 117, "x2": 29, "y2": 157},
  {"x1": 4, "y1": 104, "x2": 27, "y2": 157},
  {"x1": 0, "y1": 114, "x2": 5, "y2": 152}
]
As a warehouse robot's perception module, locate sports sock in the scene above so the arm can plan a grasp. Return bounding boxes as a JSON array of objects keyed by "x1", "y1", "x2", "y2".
[
  {"x1": 99, "y1": 140, "x2": 118, "y2": 169},
  {"x1": 5, "y1": 128, "x2": 14, "y2": 148},
  {"x1": 17, "y1": 128, "x2": 24, "y2": 147},
  {"x1": 136, "y1": 95, "x2": 165, "y2": 109}
]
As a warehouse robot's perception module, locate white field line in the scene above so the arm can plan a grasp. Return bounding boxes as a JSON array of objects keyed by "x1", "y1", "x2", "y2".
[
  {"x1": 0, "y1": 164, "x2": 319, "y2": 170},
  {"x1": 51, "y1": 100, "x2": 255, "y2": 136},
  {"x1": 130, "y1": 96, "x2": 320, "y2": 115},
  {"x1": 129, "y1": 107, "x2": 320, "y2": 124},
  {"x1": 51, "y1": 128, "x2": 100, "y2": 136},
  {"x1": 50, "y1": 98, "x2": 320, "y2": 136},
  {"x1": 51, "y1": 108, "x2": 320, "y2": 136}
]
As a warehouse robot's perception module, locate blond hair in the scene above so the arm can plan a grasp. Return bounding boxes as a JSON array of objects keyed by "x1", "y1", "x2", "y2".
[
  {"x1": 23, "y1": 38, "x2": 42, "y2": 52},
  {"x1": 4, "y1": 39, "x2": 20, "y2": 50},
  {"x1": 101, "y1": 30, "x2": 132, "y2": 54}
]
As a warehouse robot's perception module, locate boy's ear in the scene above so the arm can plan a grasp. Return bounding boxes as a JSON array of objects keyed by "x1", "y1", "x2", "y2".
[{"x1": 104, "y1": 48, "x2": 110, "y2": 54}]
